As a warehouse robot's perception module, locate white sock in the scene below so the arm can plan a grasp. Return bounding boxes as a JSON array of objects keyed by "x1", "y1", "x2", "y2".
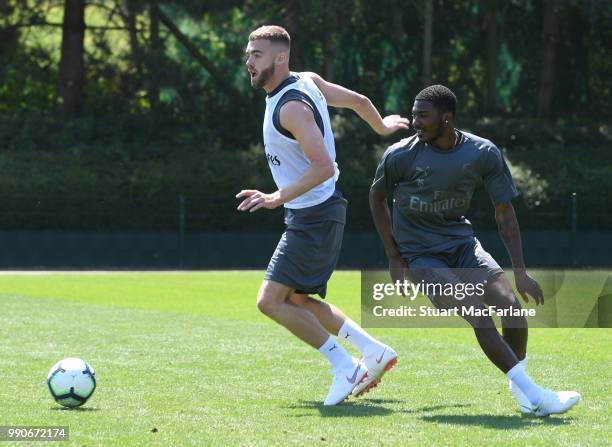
[
  {"x1": 507, "y1": 362, "x2": 544, "y2": 406},
  {"x1": 510, "y1": 357, "x2": 527, "y2": 385},
  {"x1": 338, "y1": 318, "x2": 382, "y2": 355},
  {"x1": 319, "y1": 336, "x2": 353, "y2": 371}
]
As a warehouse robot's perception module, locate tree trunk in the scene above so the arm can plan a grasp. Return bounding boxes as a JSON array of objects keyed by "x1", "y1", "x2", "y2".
[
  {"x1": 153, "y1": 6, "x2": 241, "y2": 104},
  {"x1": 0, "y1": 0, "x2": 18, "y2": 53},
  {"x1": 537, "y1": 0, "x2": 560, "y2": 120},
  {"x1": 484, "y1": 0, "x2": 498, "y2": 113},
  {"x1": 122, "y1": 0, "x2": 142, "y2": 78},
  {"x1": 284, "y1": 0, "x2": 304, "y2": 71},
  {"x1": 56, "y1": 0, "x2": 85, "y2": 118},
  {"x1": 421, "y1": 0, "x2": 433, "y2": 87},
  {"x1": 321, "y1": 5, "x2": 339, "y2": 81},
  {"x1": 148, "y1": 2, "x2": 161, "y2": 110},
  {"x1": 391, "y1": 3, "x2": 404, "y2": 42}
]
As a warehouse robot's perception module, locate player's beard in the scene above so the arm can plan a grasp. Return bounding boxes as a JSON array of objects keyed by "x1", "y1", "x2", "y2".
[
  {"x1": 425, "y1": 118, "x2": 445, "y2": 143},
  {"x1": 252, "y1": 62, "x2": 275, "y2": 89}
]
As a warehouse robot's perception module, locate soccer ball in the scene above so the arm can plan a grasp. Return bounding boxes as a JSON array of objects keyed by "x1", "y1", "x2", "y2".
[{"x1": 47, "y1": 358, "x2": 96, "y2": 408}]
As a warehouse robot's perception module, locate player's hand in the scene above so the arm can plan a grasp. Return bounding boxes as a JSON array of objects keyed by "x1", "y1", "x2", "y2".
[
  {"x1": 515, "y1": 270, "x2": 544, "y2": 305},
  {"x1": 236, "y1": 189, "x2": 282, "y2": 212},
  {"x1": 379, "y1": 115, "x2": 410, "y2": 136}
]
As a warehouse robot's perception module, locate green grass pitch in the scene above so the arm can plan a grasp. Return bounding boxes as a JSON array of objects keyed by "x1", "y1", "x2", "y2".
[{"x1": 0, "y1": 271, "x2": 610, "y2": 446}]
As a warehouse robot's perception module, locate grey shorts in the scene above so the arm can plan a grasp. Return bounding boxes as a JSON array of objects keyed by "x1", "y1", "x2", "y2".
[
  {"x1": 405, "y1": 238, "x2": 503, "y2": 308},
  {"x1": 264, "y1": 192, "x2": 347, "y2": 298}
]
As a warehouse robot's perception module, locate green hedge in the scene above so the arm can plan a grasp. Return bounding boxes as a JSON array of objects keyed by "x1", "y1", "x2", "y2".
[{"x1": 0, "y1": 114, "x2": 610, "y2": 231}]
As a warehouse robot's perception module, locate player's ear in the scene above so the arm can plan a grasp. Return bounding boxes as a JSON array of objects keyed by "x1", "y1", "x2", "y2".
[
  {"x1": 442, "y1": 112, "x2": 452, "y2": 126},
  {"x1": 275, "y1": 50, "x2": 288, "y2": 65}
]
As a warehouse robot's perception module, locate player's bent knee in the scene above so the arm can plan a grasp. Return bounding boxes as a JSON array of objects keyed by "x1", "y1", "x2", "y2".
[
  {"x1": 496, "y1": 291, "x2": 521, "y2": 309},
  {"x1": 256, "y1": 281, "x2": 291, "y2": 316},
  {"x1": 486, "y1": 275, "x2": 520, "y2": 309},
  {"x1": 256, "y1": 294, "x2": 276, "y2": 316}
]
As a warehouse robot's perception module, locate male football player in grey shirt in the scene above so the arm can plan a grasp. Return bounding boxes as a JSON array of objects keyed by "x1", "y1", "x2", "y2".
[{"x1": 370, "y1": 84, "x2": 580, "y2": 416}]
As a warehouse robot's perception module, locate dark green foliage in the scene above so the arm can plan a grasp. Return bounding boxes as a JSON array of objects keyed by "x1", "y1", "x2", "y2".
[
  {"x1": 0, "y1": 0, "x2": 609, "y2": 231},
  {"x1": 0, "y1": 113, "x2": 609, "y2": 231}
]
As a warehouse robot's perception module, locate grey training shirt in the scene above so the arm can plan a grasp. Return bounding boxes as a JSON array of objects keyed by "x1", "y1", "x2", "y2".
[{"x1": 371, "y1": 131, "x2": 518, "y2": 256}]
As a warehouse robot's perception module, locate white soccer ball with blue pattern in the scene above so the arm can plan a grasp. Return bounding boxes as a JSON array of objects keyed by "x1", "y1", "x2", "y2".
[{"x1": 47, "y1": 358, "x2": 96, "y2": 408}]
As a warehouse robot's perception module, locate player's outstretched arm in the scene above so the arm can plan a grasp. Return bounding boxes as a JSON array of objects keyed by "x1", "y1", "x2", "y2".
[
  {"x1": 303, "y1": 72, "x2": 409, "y2": 136},
  {"x1": 495, "y1": 201, "x2": 544, "y2": 305},
  {"x1": 236, "y1": 101, "x2": 334, "y2": 212},
  {"x1": 369, "y1": 188, "x2": 406, "y2": 283}
]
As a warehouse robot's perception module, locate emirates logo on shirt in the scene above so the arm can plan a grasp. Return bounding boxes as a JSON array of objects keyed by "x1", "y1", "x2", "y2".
[{"x1": 406, "y1": 191, "x2": 468, "y2": 214}]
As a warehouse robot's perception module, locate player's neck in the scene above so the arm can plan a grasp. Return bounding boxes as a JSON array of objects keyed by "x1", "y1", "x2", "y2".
[
  {"x1": 430, "y1": 129, "x2": 458, "y2": 151},
  {"x1": 263, "y1": 68, "x2": 291, "y2": 94}
]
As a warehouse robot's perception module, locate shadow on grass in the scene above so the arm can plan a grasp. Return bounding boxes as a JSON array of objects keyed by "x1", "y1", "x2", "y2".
[
  {"x1": 283, "y1": 400, "x2": 393, "y2": 418},
  {"x1": 421, "y1": 413, "x2": 572, "y2": 429},
  {"x1": 282, "y1": 400, "x2": 471, "y2": 418},
  {"x1": 50, "y1": 406, "x2": 100, "y2": 411},
  {"x1": 406, "y1": 403, "x2": 472, "y2": 413}
]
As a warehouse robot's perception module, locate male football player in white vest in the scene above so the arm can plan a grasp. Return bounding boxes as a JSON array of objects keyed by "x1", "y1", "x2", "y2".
[{"x1": 237, "y1": 25, "x2": 408, "y2": 405}]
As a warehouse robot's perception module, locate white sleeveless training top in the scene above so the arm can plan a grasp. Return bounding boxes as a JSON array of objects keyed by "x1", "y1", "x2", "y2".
[{"x1": 263, "y1": 72, "x2": 339, "y2": 209}]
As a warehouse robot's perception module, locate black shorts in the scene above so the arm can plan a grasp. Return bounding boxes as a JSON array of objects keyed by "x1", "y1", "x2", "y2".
[
  {"x1": 264, "y1": 191, "x2": 347, "y2": 298},
  {"x1": 405, "y1": 238, "x2": 504, "y2": 308}
]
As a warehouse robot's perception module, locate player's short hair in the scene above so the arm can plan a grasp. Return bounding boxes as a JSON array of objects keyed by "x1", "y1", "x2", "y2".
[
  {"x1": 415, "y1": 85, "x2": 457, "y2": 116},
  {"x1": 248, "y1": 25, "x2": 291, "y2": 48}
]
